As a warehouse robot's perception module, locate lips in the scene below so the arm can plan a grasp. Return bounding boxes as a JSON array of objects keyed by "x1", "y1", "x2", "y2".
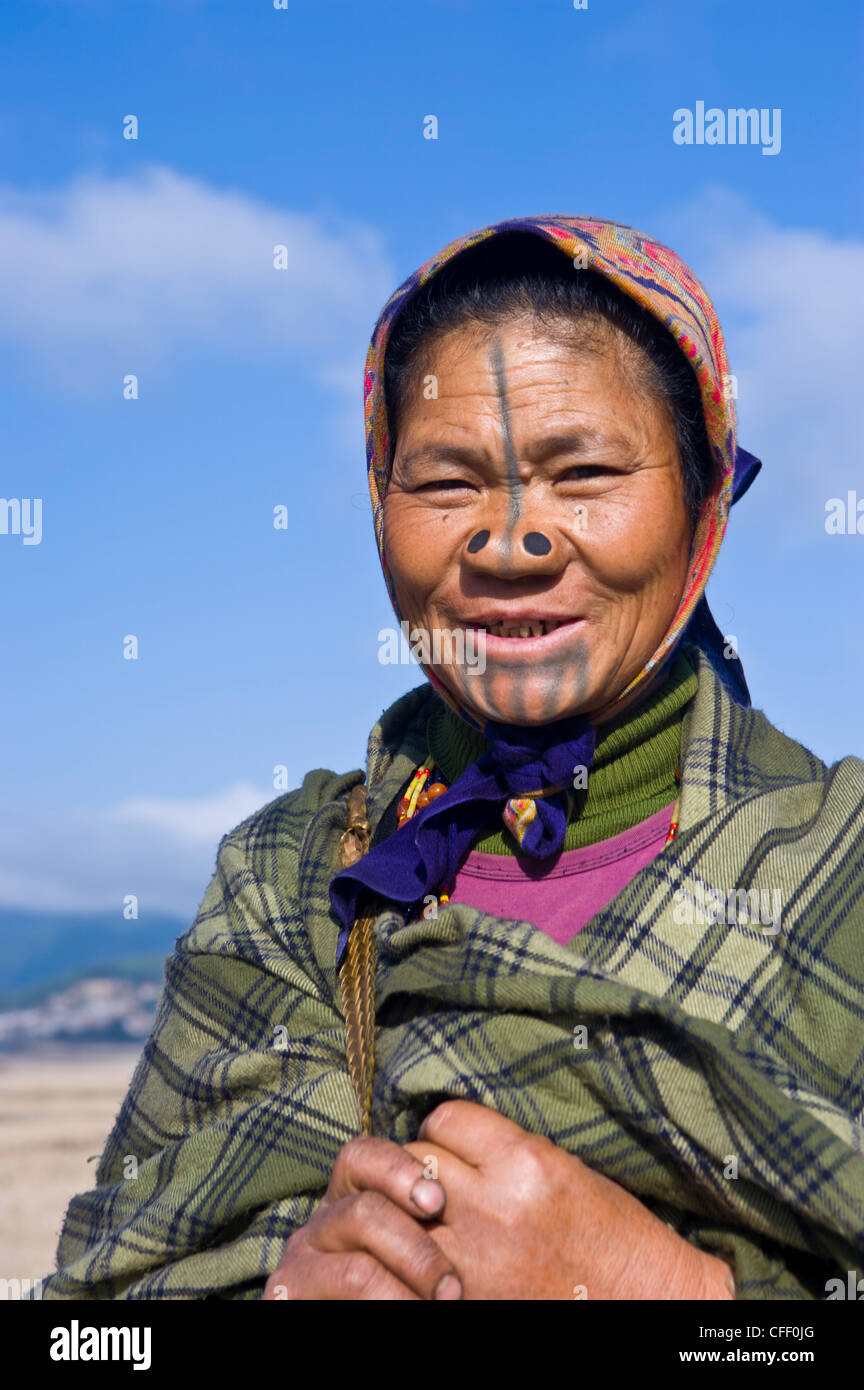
[{"x1": 460, "y1": 616, "x2": 586, "y2": 653}]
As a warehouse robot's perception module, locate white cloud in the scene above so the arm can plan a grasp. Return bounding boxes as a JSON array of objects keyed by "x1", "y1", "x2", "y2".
[
  {"x1": 659, "y1": 189, "x2": 864, "y2": 526},
  {"x1": 0, "y1": 163, "x2": 394, "y2": 393},
  {"x1": 113, "y1": 782, "x2": 270, "y2": 846},
  {"x1": 0, "y1": 781, "x2": 278, "y2": 917}
]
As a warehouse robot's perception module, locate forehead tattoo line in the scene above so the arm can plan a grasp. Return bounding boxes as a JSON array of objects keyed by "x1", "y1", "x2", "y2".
[{"x1": 488, "y1": 336, "x2": 523, "y2": 535}]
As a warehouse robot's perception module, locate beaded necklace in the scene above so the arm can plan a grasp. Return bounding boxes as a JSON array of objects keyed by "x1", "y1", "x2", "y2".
[{"x1": 397, "y1": 765, "x2": 453, "y2": 902}]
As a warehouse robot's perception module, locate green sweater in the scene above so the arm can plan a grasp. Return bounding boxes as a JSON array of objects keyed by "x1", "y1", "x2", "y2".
[{"x1": 427, "y1": 652, "x2": 698, "y2": 853}]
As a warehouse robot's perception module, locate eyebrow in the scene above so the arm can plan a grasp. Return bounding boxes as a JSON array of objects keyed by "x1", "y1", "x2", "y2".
[{"x1": 398, "y1": 429, "x2": 636, "y2": 472}]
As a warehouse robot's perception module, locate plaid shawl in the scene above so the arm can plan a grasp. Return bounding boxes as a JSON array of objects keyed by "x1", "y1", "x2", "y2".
[{"x1": 42, "y1": 646, "x2": 864, "y2": 1301}]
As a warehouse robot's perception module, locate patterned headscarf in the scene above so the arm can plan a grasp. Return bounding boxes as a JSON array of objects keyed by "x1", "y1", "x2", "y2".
[{"x1": 330, "y1": 215, "x2": 761, "y2": 942}]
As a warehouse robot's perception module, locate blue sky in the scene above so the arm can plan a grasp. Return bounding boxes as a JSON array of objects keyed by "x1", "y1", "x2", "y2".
[{"x1": 0, "y1": 0, "x2": 861, "y2": 917}]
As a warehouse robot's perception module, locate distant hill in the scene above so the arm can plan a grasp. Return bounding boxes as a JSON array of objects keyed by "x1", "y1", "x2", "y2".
[
  {"x1": 0, "y1": 976, "x2": 163, "y2": 1050},
  {"x1": 0, "y1": 907, "x2": 187, "y2": 1008}
]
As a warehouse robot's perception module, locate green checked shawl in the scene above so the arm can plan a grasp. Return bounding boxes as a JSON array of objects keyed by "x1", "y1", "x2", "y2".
[{"x1": 42, "y1": 646, "x2": 864, "y2": 1301}]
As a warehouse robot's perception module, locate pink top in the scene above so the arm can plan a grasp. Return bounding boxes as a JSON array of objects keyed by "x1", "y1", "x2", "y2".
[{"x1": 448, "y1": 802, "x2": 676, "y2": 945}]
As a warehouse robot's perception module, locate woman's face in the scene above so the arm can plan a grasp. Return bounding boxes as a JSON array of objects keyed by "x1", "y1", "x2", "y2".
[{"x1": 383, "y1": 316, "x2": 693, "y2": 727}]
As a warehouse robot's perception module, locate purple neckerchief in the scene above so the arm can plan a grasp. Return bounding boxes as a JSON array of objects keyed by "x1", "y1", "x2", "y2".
[
  {"x1": 330, "y1": 719, "x2": 597, "y2": 957},
  {"x1": 732, "y1": 446, "x2": 761, "y2": 504},
  {"x1": 331, "y1": 445, "x2": 762, "y2": 957}
]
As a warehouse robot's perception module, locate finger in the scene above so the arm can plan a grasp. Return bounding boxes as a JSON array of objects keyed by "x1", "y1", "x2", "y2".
[
  {"x1": 402, "y1": 1140, "x2": 476, "y2": 1224},
  {"x1": 418, "y1": 1098, "x2": 528, "y2": 1167},
  {"x1": 265, "y1": 1250, "x2": 424, "y2": 1301},
  {"x1": 313, "y1": 1191, "x2": 462, "y2": 1300},
  {"x1": 328, "y1": 1134, "x2": 446, "y2": 1217}
]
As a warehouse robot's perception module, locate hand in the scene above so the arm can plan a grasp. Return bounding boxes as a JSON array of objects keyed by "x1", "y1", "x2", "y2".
[
  {"x1": 262, "y1": 1135, "x2": 463, "y2": 1301},
  {"x1": 404, "y1": 1100, "x2": 735, "y2": 1300}
]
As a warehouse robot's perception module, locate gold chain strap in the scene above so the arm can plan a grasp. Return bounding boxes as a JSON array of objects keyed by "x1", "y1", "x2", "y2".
[{"x1": 338, "y1": 783, "x2": 377, "y2": 1134}]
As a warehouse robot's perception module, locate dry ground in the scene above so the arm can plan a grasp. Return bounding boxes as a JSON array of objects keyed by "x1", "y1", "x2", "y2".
[{"x1": 0, "y1": 1044, "x2": 142, "y2": 1295}]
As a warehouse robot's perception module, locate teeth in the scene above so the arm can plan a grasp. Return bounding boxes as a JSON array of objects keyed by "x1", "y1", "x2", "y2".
[{"x1": 488, "y1": 620, "x2": 560, "y2": 638}]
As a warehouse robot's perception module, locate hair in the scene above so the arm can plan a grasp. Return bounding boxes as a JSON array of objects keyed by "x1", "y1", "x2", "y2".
[{"x1": 383, "y1": 232, "x2": 717, "y2": 527}]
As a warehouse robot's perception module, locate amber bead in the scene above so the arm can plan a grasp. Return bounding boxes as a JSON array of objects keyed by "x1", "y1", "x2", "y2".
[
  {"x1": 426, "y1": 782, "x2": 447, "y2": 799},
  {"x1": 397, "y1": 797, "x2": 410, "y2": 814},
  {"x1": 416, "y1": 791, "x2": 430, "y2": 808}
]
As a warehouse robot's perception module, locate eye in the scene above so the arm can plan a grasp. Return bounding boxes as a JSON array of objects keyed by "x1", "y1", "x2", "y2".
[
  {"x1": 558, "y1": 461, "x2": 625, "y2": 483},
  {"x1": 414, "y1": 478, "x2": 475, "y2": 492},
  {"x1": 559, "y1": 464, "x2": 618, "y2": 480}
]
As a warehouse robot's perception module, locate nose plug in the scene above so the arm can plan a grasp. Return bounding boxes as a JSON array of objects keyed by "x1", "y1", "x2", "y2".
[
  {"x1": 466, "y1": 530, "x2": 551, "y2": 556},
  {"x1": 523, "y1": 532, "x2": 551, "y2": 556}
]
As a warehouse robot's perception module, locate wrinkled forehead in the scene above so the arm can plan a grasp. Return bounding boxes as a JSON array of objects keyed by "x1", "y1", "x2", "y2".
[
  {"x1": 388, "y1": 328, "x2": 668, "y2": 480},
  {"x1": 365, "y1": 216, "x2": 736, "y2": 514}
]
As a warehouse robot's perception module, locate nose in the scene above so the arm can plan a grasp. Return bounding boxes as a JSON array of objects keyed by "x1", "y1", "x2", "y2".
[{"x1": 463, "y1": 523, "x2": 564, "y2": 575}]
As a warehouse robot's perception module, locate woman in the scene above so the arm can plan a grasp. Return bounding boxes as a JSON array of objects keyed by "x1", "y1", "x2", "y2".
[{"x1": 43, "y1": 215, "x2": 864, "y2": 1301}]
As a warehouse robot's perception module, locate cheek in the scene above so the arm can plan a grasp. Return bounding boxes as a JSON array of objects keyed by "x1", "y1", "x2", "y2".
[
  {"x1": 383, "y1": 496, "x2": 457, "y2": 606},
  {"x1": 581, "y1": 484, "x2": 690, "y2": 589}
]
